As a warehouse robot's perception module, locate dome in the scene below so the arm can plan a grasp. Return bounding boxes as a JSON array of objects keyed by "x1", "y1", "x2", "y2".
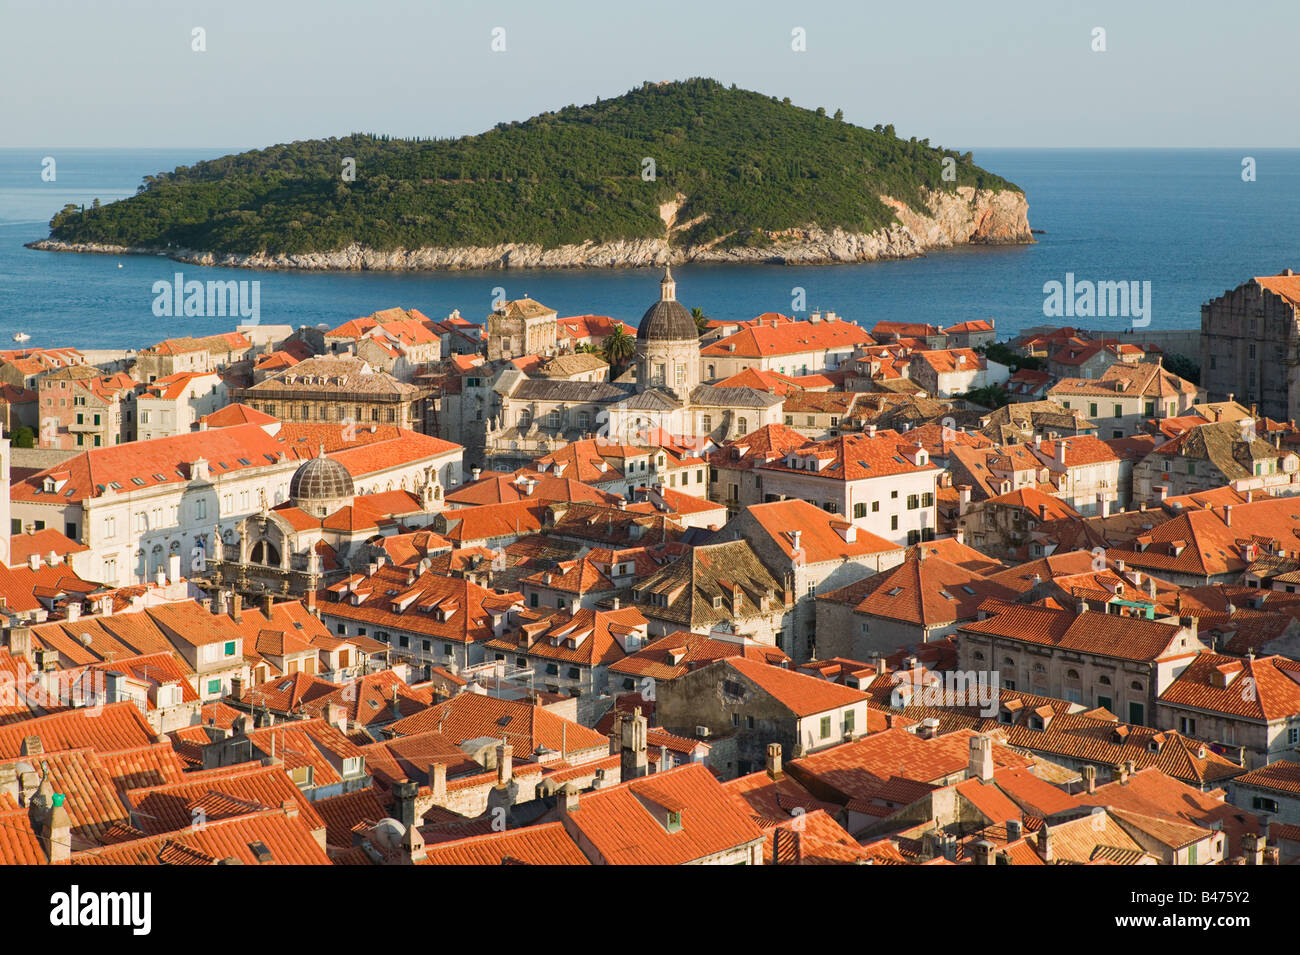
[
  {"x1": 290, "y1": 448, "x2": 355, "y2": 504},
  {"x1": 636, "y1": 265, "x2": 698, "y2": 342}
]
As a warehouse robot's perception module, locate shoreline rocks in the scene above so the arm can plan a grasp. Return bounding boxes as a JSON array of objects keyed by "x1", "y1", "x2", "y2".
[{"x1": 27, "y1": 187, "x2": 1032, "y2": 272}]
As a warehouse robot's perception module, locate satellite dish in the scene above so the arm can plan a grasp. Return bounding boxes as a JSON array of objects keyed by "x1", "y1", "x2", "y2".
[
  {"x1": 372, "y1": 818, "x2": 406, "y2": 851},
  {"x1": 80, "y1": 633, "x2": 93, "y2": 646}
]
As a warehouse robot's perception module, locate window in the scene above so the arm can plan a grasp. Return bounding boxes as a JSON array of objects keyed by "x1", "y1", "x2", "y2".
[
  {"x1": 871, "y1": 501, "x2": 880, "y2": 512},
  {"x1": 737, "y1": 417, "x2": 748, "y2": 436},
  {"x1": 907, "y1": 494, "x2": 919, "y2": 510},
  {"x1": 1252, "y1": 796, "x2": 1281, "y2": 813},
  {"x1": 853, "y1": 502, "x2": 866, "y2": 519},
  {"x1": 666, "y1": 811, "x2": 682, "y2": 832},
  {"x1": 819, "y1": 716, "x2": 832, "y2": 739},
  {"x1": 1179, "y1": 717, "x2": 1197, "y2": 736},
  {"x1": 1289, "y1": 727, "x2": 1300, "y2": 745},
  {"x1": 891, "y1": 515, "x2": 899, "y2": 531},
  {"x1": 1113, "y1": 404, "x2": 1122, "y2": 417},
  {"x1": 1089, "y1": 403, "x2": 1098, "y2": 417},
  {"x1": 843, "y1": 710, "x2": 855, "y2": 734},
  {"x1": 224, "y1": 641, "x2": 236, "y2": 657},
  {"x1": 1128, "y1": 702, "x2": 1145, "y2": 726},
  {"x1": 545, "y1": 663, "x2": 559, "y2": 675},
  {"x1": 207, "y1": 678, "x2": 221, "y2": 695}
]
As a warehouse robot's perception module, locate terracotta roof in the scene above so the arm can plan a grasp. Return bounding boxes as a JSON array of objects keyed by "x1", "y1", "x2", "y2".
[
  {"x1": 819, "y1": 555, "x2": 1018, "y2": 627},
  {"x1": 420, "y1": 821, "x2": 590, "y2": 865},
  {"x1": 961, "y1": 600, "x2": 1190, "y2": 662},
  {"x1": 744, "y1": 499, "x2": 901, "y2": 564},
  {"x1": 1157, "y1": 652, "x2": 1300, "y2": 721},
  {"x1": 723, "y1": 657, "x2": 868, "y2": 717},
  {"x1": 701, "y1": 320, "x2": 872, "y2": 358},
  {"x1": 388, "y1": 693, "x2": 606, "y2": 757},
  {"x1": 562, "y1": 762, "x2": 764, "y2": 865}
]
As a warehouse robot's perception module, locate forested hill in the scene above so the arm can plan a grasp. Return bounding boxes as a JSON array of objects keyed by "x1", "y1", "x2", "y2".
[{"x1": 45, "y1": 78, "x2": 1022, "y2": 257}]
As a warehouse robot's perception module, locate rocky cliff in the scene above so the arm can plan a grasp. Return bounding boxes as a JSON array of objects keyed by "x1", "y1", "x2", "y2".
[{"x1": 29, "y1": 186, "x2": 1031, "y2": 271}]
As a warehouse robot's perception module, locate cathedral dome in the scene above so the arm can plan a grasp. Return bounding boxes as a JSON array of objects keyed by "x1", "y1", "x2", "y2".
[
  {"x1": 290, "y1": 448, "x2": 355, "y2": 509},
  {"x1": 636, "y1": 265, "x2": 698, "y2": 342}
]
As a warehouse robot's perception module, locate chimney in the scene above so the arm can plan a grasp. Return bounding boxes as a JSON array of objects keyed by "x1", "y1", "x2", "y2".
[
  {"x1": 971, "y1": 839, "x2": 995, "y2": 866},
  {"x1": 496, "y1": 738, "x2": 513, "y2": 787},
  {"x1": 560, "y1": 783, "x2": 581, "y2": 814},
  {"x1": 230, "y1": 593, "x2": 243, "y2": 624},
  {"x1": 1082, "y1": 765, "x2": 1097, "y2": 794},
  {"x1": 155, "y1": 567, "x2": 166, "y2": 587},
  {"x1": 429, "y1": 761, "x2": 447, "y2": 802},
  {"x1": 168, "y1": 553, "x2": 181, "y2": 584},
  {"x1": 1157, "y1": 485, "x2": 1169, "y2": 502},
  {"x1": 1099, "y1": 496, "x2": 1111, "y2": 518},
  {"x1": 231, "y1": 676, "x2": 244, "y2": 701},
  {"x1": 1037, "y1": 826, "x2": 1054, "y2": 863},
  {"x1": 262, "y1": 593, "x2": 274, "y2": 617},
  {"x1": 1056, "y1": 440, "x2": 1068, "y2": 466},
  {"x1": 791, "y1": 529, "x2": 801, "y2": 555},
  {"x1": 471, "y1": 468, "x2": 482, "y2": 481},
  {"x1": 1243, "y1": 832, "x2": 1266, "y2": 866},
  {"x1": 1038, "y1": 503, "x2": 1048, "y2": 521},
  {"x1": 1006, "y1": 818, "x2": 1023, "y2": 841},
  {"x1": 620, "y1": 707, "x2": 649, "y2": 780},
  {"x1": 954, "y1": 527, "x2": 965, "y2": 545},
  {"x1": 969, "y1": 734, "x2": 994, "y2": 782},
  {"x1": 1116, "y1": 761, "x2": 1130, "y2": 784},
  {"x1": 66, "y1": 602, "x2": 80, "y2": 623},
  {"x1": 766, "y1": 743, "x2": 783, "y2": 780},
  {"x1": 1224, "y1": 505, "x2": 1232, "y2": 527},
  {"x1": 958, "y1": 484, "x2": 972, "y2": 516},
  {"x1": 391, "y1": 780, "x2": 418, "y2": 830}
]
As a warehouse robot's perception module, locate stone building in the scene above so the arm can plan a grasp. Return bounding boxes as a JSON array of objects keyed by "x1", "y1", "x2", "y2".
[
  {"x1": 1200, "y1": 270, "x2": 1300, "y2": 423},
  {"x1": 233, "y1": 355, "x2": 426, "y2": 432},
  {"x1": 486, "y1": 298, "x2": 558, "y2": 362}
]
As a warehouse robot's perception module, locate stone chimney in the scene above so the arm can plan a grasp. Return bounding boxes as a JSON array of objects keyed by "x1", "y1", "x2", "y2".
[
  {"x1": 1224, "y1": 505, "x2": 1232, "y2": 527},
  {"x1": 262, "y1": 593, "x2": 274, "y2": 617},
  {"x1": 971, "y1": 839, "x2": 995, "y2": 865},
  {"x1": 560, "y1": 783, "x2": 580, "y2": 814},
  {"x1": 230, "y1": 593, "x2": 243, "y2": 624},
  {"x1": 1037, "y1": 825, "x2": 1054, "y2": 863},
  {"x1": 766, "y1": 743, "x2": 783, "y2": 780},
  {"x1": 1082, "y1": 765, "x2": 1097, "y2": 794},
  {"x1": 1243, "y1": 832, "x2": 1266, "y2": 865},
  {"x1": 969, "y1": 734, "x2": 994, "y2": 782},
  {"x1": 620, "y1": 707, "x2": 649, "y2": 781},
  {"x1": 496, "y1": 738, "x2": 513, "y2": 788},
  {"x1": 1116, "y1": 760, "x2": 1130, "y2": 784},
  {"x1": 429, "y1": 761, "x2": 447, "y2": 803},
  {"x1": 958, "y1": 484, "x2": 972, "y2": 516},
  {"x1": 1056, "y1": 440, "x2": 1068, "y2": 466}
]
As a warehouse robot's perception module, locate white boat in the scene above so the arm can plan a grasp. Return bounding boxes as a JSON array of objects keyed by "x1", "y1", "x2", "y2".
[{"x1": 12, "y1": 332, "x2": 30, "y2": 343}]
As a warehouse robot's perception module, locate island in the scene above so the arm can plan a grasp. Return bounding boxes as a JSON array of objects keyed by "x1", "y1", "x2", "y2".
[{"x1": 30, "y1": 78, "x2": 1032, "y2": 271}]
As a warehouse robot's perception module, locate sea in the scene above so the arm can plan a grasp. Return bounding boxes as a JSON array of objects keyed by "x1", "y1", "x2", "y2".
[{"x1": 2, "y1": 147, "x2": 1299, "y2": 350}]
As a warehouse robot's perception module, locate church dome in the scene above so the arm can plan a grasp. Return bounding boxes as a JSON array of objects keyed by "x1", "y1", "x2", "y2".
[
  {"x1": 636, "y1": 265, "x2": 698, "y2": 342},
  {"x1": 290, "y1": 449, "x2": 355, "y2": 506}
]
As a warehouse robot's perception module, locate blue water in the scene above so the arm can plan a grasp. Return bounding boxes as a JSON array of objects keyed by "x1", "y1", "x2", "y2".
[{"x1": 1, "y1": 147, "x2": 1298, "y2": 349}]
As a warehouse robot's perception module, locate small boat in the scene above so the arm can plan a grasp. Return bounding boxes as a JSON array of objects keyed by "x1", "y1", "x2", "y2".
[
  {"x1": 117, "y1": 262, "x2": 123, "y2": 268},
  {"x1": 12, "y1": 332, "x2": 30, "y2": 343}
]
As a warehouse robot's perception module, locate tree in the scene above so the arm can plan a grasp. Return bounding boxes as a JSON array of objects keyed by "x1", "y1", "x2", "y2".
[
  {"x1": 833, "y1": 109, "x2": 844, "y2": 121},
  {"x1": 10, "y1": 426, "x2": 35, "y2": 449},
  {"x1": 602, "y1": 325, "x2": 635, "y2": 372},
  {"x1": 690, "y1": 306, "x2": 710, "y2": 336}
]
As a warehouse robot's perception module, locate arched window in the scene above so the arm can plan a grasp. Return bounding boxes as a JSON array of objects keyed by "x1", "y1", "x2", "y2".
[
  {"x1": 1130, "y1": 680, "x2": 1144, "y2": 691},
  {"x1": 1066, "y1": 669, "x2": 1080, "y2": 679},
  {"x1": 1098, "y1": 675, "x2": 1112, "y2": 685},
  {"x1": 1002, "y1": 657, "x2": 1015, "y2": 667}
]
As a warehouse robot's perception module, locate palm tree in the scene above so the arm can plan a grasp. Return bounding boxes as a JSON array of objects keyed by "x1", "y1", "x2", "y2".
[
  {"x1": 690, "y1": 306, "x2": 710, "y2": 337},
  {"x1": 602, "y1": 325, "x2": 635, "y2": 373}
]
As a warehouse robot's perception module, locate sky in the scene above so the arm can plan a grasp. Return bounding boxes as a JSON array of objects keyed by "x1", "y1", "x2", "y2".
[{"x1": 2, "y1": 0, "x2": 1296, "y2": 151}]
